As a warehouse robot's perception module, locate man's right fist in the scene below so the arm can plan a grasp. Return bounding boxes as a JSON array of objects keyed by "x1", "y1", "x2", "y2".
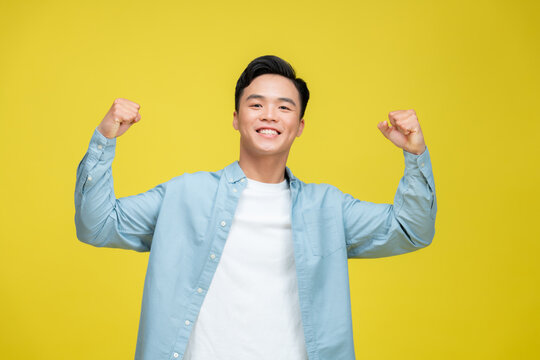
[{"x1": 97, "y1": 98, "x2": 142, "y2": 139}]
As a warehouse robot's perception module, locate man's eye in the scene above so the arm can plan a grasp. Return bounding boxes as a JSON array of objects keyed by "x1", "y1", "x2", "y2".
[
  {"x1": 251, "y1": 104, "x2": 262, "y2": 108},
  {"x1": 279, "y1": 106, "x2": 291, "y2": 110}
]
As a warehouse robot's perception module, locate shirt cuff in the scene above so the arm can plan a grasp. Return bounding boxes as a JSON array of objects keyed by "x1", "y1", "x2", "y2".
[
  {"x1": 403, "y1": 146, "x2": 433, "y2": 181},
  {"x1": 87, "y1": 126, "x2": 117, "y2": 162}
]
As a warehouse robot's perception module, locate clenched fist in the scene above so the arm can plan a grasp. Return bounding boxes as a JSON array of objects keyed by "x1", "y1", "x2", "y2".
[
  {"x1": 377, "y1": 109, "x2": 426, "y2": 155},
  {"x1": 97, "y1": 98, "x2": 142, "y2": 139}
]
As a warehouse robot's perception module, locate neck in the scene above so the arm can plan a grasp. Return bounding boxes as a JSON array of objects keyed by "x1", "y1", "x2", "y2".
[{"x1": 238, "y1": 150, "x2": 289, "y2": 184}]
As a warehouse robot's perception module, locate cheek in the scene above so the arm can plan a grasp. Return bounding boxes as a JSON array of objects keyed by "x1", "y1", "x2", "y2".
[
  {"x1": 239, "y1": 123, "x2": 253, "y2": 138},
  {"x1": 287, "y1": 120, "x2": 302, "y2": 134}
]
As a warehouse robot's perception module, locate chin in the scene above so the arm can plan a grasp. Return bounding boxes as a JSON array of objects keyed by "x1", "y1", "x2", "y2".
[
  {"x1": 247, "y1": 145, "x2": 282, "y2": 157},
  {"x1": 241, "y1": 138, "x2": 290, "y2": 157}
]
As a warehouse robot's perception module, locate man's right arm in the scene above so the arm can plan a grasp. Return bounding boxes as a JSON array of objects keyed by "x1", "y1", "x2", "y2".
[{"x1": 74, "y1": 99, "x2": 166, "y2": 252}]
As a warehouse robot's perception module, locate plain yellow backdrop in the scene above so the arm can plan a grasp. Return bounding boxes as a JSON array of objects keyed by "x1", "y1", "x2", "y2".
[{"x1": 1, "y1": 0, "x2": 538, "y2": 359}]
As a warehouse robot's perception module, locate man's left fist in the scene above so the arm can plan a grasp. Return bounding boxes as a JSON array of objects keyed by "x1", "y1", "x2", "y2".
[{"x1": 377, "y1": 109, "x2": 426, "y2": 155}]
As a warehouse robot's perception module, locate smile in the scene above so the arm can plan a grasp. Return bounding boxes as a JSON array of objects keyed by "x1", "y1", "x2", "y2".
[{"x1": 256, "y1": 128, "x2": 281, "y2": 136}]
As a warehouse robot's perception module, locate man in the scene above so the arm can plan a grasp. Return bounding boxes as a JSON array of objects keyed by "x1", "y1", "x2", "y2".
[{"x1": 75, "y1": 55, "x2": 437, "y2": 360}]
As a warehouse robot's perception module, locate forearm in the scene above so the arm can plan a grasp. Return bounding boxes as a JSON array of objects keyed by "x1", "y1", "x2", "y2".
[
  {"x1": 392, "y1": 147, "x2": 437, "y2": 248},
  {"x1": 74, "y1": 127, "x2": 119, "y2": 246}
]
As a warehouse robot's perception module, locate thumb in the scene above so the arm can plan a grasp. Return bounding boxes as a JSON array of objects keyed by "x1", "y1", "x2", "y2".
[{"x1": 377, "y1": 120, "x2": 393, "y2": 139}]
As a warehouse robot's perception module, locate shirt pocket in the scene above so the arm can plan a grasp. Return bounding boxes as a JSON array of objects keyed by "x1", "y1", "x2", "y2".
[{"x1": 302, "y1": 206, "x2": 344, "y2": 257}]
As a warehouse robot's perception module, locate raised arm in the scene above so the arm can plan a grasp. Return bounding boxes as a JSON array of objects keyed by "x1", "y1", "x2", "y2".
[
  {"x1": 74, "y1": 98, "x2": 166, "y2": 252},
  {"x1": 344, "y1": 109, "x2": 437, "y2": 258}
]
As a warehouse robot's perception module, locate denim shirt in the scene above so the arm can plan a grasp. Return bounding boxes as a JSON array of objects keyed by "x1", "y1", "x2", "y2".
[{"x1": 74, "y1": 128, "x2": 437, "y2": 360}]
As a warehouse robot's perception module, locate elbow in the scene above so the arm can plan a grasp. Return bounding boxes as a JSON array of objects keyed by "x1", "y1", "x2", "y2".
[
  {"x1": 396, "y1": 201, "x2": 437, "y2": 250},
  {"x1": 75, "y1": 223, "x2": 99, "y2": 247},
  {"x1": 397, "y1": 217, "x2": 435, "y2": 250},
  {"x1": 411, "y1": 224, "x2": 436, "y2": 249},
  {"x1": 74, "y1": 213, "x2": 106, "y2": 247},
  {"x1": 415, "y1": 233, "x2": 434, "y2": 249},
  {"x1": 75, "y1": 224, "x2": 93, "y2": 245}
]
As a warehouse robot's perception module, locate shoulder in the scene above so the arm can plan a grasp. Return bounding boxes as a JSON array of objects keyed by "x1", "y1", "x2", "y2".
[
  {"x1": 296, "y1": 179, "x2": 345, "y2": 207},
  {"x1": 166, "y1": 168, "x2": 223, "y2": 189},
  {"x1": 299, "y1": 180, "x2": 342, "y2": 195}
]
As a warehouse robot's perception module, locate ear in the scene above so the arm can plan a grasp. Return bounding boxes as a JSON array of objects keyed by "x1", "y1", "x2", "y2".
[
  {"x1": 233, "y1": 110, "x2": 239, "y2": 131},
  {"x1": 296, "y1": 118, "x2": 305, "y2": 137}
]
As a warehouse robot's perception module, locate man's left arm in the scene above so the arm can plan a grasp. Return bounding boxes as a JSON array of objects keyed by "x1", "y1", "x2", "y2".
[{"x1": 344, "y1": 109, "x2": 437, "y2": 258}]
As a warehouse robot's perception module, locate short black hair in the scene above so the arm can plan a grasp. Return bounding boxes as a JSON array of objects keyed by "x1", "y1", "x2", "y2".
[{"x1": 235, "y1": 55, "x2": 310, "y2": 119}]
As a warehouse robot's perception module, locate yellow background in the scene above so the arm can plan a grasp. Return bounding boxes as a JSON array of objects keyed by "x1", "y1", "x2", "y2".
[{"x1": 1, "y1": 0, "x2": 539, "y2": 358}]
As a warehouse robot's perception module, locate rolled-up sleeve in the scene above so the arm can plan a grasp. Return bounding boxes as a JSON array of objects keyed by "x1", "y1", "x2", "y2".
[
  {"x1": 343, "y1": 147, "x2": 437, "y2": 258},
  {"x1": 74, "y1": 127, "x2": 166, "y2": 252}
]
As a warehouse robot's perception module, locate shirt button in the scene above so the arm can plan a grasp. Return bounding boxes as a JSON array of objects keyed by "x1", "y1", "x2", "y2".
[
  {"x1": 233, "y1": 188, "x2": 237, "y2": 193},
  {"x1": 240, "y1": 178, "x2": 245, "y2": 183},
  {"x1": 173, "y1": 352, "x2": 179, "y2": 358},
  {"x1": 197, "y1": 288, "x2": 203, "y2": 294},
  {"x1": 185, "y1": 320, "x2": 190, "y2": 326},
  {"x1": 97, "y1": 144, "x2": 103, "y2": 150},
  {"x1": 210, "y1": 253, "x2": 216, "y2": 260},
  {"x1": 229, "y1": 177, "x2": 233, "y2": 182},
  {"x1": 421, "y1": 162, "x2": 425, "y2": 167},
  {"x1": 220, "y1": 221, "x2": 226, "y2": 227},
  {"x1": 87, "y1": 175, "x2": 93, "y2": 181}
]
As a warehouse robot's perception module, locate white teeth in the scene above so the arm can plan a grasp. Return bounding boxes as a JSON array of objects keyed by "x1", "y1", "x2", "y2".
[{"x1": 259, "y1": 129, "x2": 278, "y2": 135}]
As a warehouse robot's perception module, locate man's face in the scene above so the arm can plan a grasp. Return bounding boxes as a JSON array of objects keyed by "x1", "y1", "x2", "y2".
[{"x1": 233, "y1": 74, "x2": 305, "y2": 158}]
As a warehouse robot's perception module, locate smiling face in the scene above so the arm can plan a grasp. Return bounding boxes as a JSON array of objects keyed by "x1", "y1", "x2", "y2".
[{"x1": 233, "y1": 74, "x2": 305, "y2": 160}]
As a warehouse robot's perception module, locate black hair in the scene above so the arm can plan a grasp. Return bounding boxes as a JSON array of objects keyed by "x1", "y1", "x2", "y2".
[{"x1": 235, "y1": 55, "x2": 310, "y2": 119}]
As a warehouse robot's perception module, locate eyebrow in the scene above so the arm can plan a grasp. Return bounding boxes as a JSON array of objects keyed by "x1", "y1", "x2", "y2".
[{"x1": 245, "y1": 94, "x2": 297, "y2": 107}]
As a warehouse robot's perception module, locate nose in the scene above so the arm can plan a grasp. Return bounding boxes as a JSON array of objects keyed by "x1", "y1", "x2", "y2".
[{"x1": 261, "y1": 106, "x2": 277, "y2": 122}]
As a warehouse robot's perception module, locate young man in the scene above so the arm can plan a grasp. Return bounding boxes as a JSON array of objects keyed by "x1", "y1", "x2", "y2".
[{"x1": 75, "y1": 55, "x2": 437, "y2": 360}]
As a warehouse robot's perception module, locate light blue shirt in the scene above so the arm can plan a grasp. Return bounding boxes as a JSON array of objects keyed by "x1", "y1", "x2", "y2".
[{"x1": 74, "y1": 127, "x2": 437, "y2": 360}]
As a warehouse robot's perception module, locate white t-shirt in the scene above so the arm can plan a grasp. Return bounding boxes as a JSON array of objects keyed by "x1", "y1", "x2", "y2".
[{"x1": 183, "y1": 177, "x2": 308, "y2": 360}]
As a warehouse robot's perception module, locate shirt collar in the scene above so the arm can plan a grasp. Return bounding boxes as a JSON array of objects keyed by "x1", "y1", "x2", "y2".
[{"x1": 224, "y1": 161, "x2": 297, "y2": 184}]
